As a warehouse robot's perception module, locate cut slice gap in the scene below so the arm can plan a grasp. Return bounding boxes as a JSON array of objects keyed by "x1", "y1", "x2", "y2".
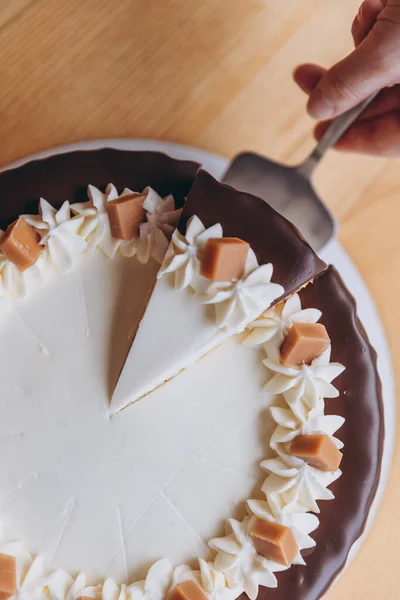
[{"x1": 107, "y1": 255, "x2": 160, "y2": 399}]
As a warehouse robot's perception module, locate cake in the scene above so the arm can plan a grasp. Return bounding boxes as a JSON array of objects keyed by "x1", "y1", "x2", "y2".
[{"x1": 0, "y1": 149, "x2": 383, "y2": 600}]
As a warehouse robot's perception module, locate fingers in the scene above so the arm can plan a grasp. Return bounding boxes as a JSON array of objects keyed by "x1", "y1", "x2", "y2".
[
  {"x1": 361, "y1": 86, "x2": 400, "y2": 118},
  {"x1": 312, "y1": 86, "x2": 400, "y2": 119},
  {"x1": 314, "y1": 111, "x2": 400, "y2": 156},
  {"x1": 352, "y1": 0, "x2": 385, "y2": 46},
  {"x1": 294, "y1": 64, "x2": 400, "y2": 118},
  {"x1": 307, "y1": 23, "x2": 400, "y2": 120},
  {"x1": 293, "y1": 64, "x2": 326, "y2": 95},
  {"x1": 294, "y1": 66, "x2": 400, "y2": 157}
]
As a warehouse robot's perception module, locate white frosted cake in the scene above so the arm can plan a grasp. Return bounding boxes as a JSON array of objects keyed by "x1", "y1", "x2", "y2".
[{"x1": 0, "y1": 150, "x2": 383, "y2": 600}]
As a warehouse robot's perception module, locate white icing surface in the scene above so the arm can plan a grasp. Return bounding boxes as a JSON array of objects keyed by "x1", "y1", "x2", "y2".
[{"x1": 0, "y1": 249, "x2": 278, "y2": 582}]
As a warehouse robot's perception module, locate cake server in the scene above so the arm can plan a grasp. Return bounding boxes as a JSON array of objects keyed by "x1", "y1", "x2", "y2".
[{"x1": 222, "y1": 93, "x2": 378, "y2": 252}]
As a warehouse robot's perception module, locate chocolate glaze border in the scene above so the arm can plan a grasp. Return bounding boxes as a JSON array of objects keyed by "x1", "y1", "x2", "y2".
[
  {"x1": 179, "y1": 169, "x2": 327, "y2": 300},
  {"x1": 255, "y1": 266, "x2": 384, "y2": 600},
  {"x1": 0, "y1": 150, "x2": 384, "y2": 600},
  {"x1": 0, "y1": 148, "x2": 199, "y2": 228}
]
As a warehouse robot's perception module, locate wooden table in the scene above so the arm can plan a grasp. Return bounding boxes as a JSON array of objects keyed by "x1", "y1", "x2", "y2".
[{"x1": 0, "y1": 1, "x2": 397, "y2": 598}]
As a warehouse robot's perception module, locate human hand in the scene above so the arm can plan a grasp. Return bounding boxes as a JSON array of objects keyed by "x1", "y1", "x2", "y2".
[{"x1": 294, "y1": 0, "x2": 400, "y2": 156}]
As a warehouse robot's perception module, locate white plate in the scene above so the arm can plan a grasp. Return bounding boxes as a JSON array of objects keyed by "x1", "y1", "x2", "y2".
[{"x1": 4, "y1": 138, "x2": 395, "y2": 583}]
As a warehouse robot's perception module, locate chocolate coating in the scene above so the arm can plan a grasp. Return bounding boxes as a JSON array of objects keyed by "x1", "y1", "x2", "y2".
[
  {"x1": 179, "y1": 170, "x2": 327, "y2": 298},
  {"x1": 255, "y1": 267, "x2": 384, "y2": 600},
  {"x1": 0, "y1": 149, "x2": 199, "y2": 228},
  {"x1": 0, "y1": 151, "x2": 383, "y2": 600}
]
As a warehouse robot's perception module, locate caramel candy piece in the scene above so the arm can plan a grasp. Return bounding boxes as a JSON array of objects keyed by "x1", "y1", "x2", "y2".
[
  {"x1": 0, "y1": 218, "x2": 42, "y2": 271},
  {"x1": 280, "y1": 322, "x2": 330, "y2": 366},
  {"x1": 0, "y1": 554, "x2": 16, "y2": 600},
  {"x1": 107, "y1": 193, "x2": 146, "y2": 240},
  {"x1": 167, "y1": 581, "x2": 207, "y2": 600},
  {"x1": 200, "y1": 237, "x2": 249, "y2": 282},
  {"x1": 250, "y1": 518, "x2": 298, "y2": 566},
  {"x1": 290, "y1": 434, "x2": 343, "y2": 471}
]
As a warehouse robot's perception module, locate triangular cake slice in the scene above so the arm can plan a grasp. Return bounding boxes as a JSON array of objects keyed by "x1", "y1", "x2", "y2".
[{"x1": 110, "y1": 170, "x2": 327, "y2": 415}]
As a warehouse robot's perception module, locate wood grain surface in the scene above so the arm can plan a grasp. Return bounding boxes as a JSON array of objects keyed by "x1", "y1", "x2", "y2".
[{"x1": 0, "y1": 0, "x2": 397, "y2": 598}]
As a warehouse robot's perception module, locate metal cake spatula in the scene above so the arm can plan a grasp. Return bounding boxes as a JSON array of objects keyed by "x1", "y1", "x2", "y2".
[{"x1": 222, "y1": 93, "x2": 378, "y2": 252}]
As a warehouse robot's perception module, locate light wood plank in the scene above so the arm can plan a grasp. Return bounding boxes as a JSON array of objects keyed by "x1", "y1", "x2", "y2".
[{"x1": 0, "y1": 0, "x2": 36, "y2": 30}]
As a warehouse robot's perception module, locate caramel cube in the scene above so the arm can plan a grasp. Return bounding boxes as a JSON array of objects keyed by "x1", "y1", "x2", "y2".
[
  {"x1": 0, "y1": 554, "x2": 16, "y2": 600},
  {"x1": 290, "y1": 434, "x2": 343, "y2": 471},
  {"x1": 107, "y1": 193, "x2": 146, "y2": 240},
  {"x1": 200, "y1": 237, "x2": 249, "y2": 282},
  {"x1": 167, "y1": 581, "x2": 207, "y2": 600},
  {"x1": 280, "y1": 322, "x2": 330, "y2": 366},
  {"x1": 0, "y1": 218, "x2": 42, "y2": 272},
  {"x1": 250, "y1": 518, "x2": 298, "y2": 566}
]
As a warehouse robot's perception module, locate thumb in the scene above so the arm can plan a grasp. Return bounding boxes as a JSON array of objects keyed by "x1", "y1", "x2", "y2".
[{"x1": 307, "y1": 25, "x2": 400, "y2": 120}]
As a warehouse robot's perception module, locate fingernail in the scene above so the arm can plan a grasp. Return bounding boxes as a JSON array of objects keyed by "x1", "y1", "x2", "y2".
[{"x1": 307, "y1": 89, "x2": 335, "y2": 120}]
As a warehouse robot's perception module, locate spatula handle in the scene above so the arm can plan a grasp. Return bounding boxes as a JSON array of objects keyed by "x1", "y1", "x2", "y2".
[{"x1": 297, "y1": 92, "x2": 379, "y2": 179}]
